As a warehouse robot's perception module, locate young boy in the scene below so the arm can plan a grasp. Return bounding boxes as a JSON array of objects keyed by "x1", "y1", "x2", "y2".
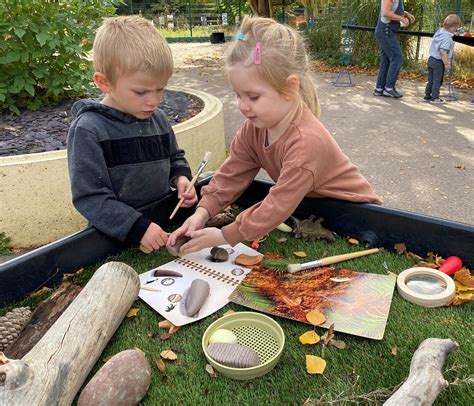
[
  {"x1": 67, "y1": 16, "x2": 197, "y2": 252},
  {"x1": 424, "y1": 14, "x2": 461, "y2": 103}
]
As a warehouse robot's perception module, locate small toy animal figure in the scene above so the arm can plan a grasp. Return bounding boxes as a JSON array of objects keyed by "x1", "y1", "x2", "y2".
[{"x1": 291, "y1": 215, "x2": 336, "y2": 241}]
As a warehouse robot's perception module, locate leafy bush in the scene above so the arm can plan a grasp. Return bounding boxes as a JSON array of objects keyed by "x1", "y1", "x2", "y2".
[{"x1": 0, "y1": 0, "x2": 117, "y2": 114}]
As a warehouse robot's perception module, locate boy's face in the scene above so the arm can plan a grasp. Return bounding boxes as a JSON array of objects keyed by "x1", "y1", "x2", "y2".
[{"x1": 98, "y1": 71, "x2": 169, "y2": 119}]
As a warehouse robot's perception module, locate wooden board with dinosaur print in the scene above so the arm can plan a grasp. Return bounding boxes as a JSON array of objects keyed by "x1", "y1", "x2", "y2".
[{"x1": 229, "y1": 266, "x2": 396, "y2": 340}]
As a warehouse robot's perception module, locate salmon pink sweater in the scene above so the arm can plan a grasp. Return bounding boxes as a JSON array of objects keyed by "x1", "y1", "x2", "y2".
[{"x1": 197, "y1": 108, "x2": 383, "y2": 246}]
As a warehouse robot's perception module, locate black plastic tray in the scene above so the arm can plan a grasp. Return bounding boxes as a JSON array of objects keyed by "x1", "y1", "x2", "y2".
[{"x1": 1, "y1": 177, "x2": 473, "y2": 306}]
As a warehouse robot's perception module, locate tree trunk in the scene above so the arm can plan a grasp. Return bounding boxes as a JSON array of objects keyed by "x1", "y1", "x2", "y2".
[
  {"x1": 4, "y1": 282, "x2": 82, "y2": 359},
  {"x1": 384, "y1": 338, "x2": 459, "y2": 406},
  {"x1": 0, "y1": 262, "x2": 140, "y2": 406}
]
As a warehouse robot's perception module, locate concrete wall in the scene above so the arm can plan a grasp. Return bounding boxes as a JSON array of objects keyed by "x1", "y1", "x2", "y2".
[{"x1": 0, "y1": 87, "x2": 226, "y2": 249}]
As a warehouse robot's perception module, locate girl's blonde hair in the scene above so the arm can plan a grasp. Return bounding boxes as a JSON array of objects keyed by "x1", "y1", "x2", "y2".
[
  {"x1": 93, "y1": 16, "x2": 173, "y2": 85},
  {"x1": 225, "y1": 15, "x2": 320, "y2": 118}
]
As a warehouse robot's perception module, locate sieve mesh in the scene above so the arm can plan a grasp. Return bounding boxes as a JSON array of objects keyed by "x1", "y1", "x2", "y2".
[{"x1": 232, "y1": 325, "x2": 280, "y2": 364}]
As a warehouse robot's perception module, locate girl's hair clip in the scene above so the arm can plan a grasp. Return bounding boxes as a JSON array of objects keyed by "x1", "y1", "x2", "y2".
[
  {"x1": 253, "y1": 42, "x2": 261, "y2": 65},
  {"x1": 236, "y1": 32, "x2": 245, "y2": 41}
]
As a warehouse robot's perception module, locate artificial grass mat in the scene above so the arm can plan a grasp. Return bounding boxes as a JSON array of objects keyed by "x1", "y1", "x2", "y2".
[{"x1": 2, "y1": 231, "x2": 473, "y2": 405}]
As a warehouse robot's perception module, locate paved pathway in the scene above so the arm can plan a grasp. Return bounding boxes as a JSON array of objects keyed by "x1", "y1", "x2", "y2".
[{"x1": 170, "y1": 42, "x2": 474, "y2": 225}]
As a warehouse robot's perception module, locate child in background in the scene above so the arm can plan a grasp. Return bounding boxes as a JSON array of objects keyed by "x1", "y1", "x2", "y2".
[
  {"x1": 424, "y1": 14, "x2": 461, "y2": 103},
  {"x1": 168, "y1": 15, "x2": 382, "y2": 254},
  {"x1": 67, "y1": 16, "x2": 197, "y2": 252}
]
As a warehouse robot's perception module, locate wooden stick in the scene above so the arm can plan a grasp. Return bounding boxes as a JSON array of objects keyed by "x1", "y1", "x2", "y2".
[
  {"x1": 287, "y1": 248, "x2": 380, "y2": 273},
  {"x1": 169, "y1": 151, "x2": 211, "y2": 220}
]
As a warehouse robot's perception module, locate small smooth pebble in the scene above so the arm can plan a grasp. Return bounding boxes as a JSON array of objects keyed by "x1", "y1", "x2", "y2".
[
  {"x1": 208, "y1": 328, "x2": 238, "y2": 344},
  {"x1": 207, "y1": 342, "x2": 260, "y2": 368}
]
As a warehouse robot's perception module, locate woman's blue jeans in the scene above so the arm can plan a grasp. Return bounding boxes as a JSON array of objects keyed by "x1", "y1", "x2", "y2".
[{"x1": 375, "y1": 22, "x2": 403, "y2": 89}]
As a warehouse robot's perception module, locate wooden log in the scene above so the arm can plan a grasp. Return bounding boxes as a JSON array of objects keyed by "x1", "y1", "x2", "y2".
[
  {"x1": 384, "y1": 338, "x2": 459, "y2": 406},
  {"x1": 4, "y1": 282, "x2": 82, "y2": 359},
  {"x1": 0, "y1": 262, "x2": 140, "y2": 406}
]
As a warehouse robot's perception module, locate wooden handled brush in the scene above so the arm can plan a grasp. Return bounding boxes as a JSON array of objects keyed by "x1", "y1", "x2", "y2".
[
  {"x1": 169, "y1": 151, "x2": 211, "y2": 220},
  {"x1": 287, "y1": 248, "x2": 380, "y2": 273}
]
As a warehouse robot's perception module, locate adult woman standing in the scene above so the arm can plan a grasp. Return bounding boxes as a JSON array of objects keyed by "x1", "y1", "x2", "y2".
[{"x1": 374, "y1": 0, "x2": 415, "y2": 98}]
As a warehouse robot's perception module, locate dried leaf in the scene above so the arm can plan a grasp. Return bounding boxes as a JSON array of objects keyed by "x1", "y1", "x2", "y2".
[
  {"x1": 205, "y1": 363, "x2": 217, "y2": 378},
  {"x1": 223, "y1": 309, "x2": 236, "y2": 317},
  {"x1": 155, "y1": 357, "x2": 166, "y2": 371},
  {"x1": 348, "y1": 238, "x2": 359, "y2": 245},
  {"x1": 454, "y1": 268, "x2": 474, "y2": 288},
  {"x1": 306, "y1": 355, "x2": 326, "y2": 374},
  {"x1": 294, "y1": 251, "x2": 307, "y2": 257},
  {"x1": 158, "y1": 320, "x2": 173, "y2": 329},
  {"x1": 169, "y1": 324, "x2": 181, "y2": 335},
  {"x1": 275, "y1": 237, "x2": 288, "y2": 244},
  {"x1": 321, "y1": 324, "x2": 335, "y2": 346},
  {"x1": 394, "y1": 243, "x2": 407, "y2": 255},
  {"x1": 159, "y1": 333, "x2": 173, "y2": 340},
  {"x1": 457, "y1": 292, "x2": 473, "y2": 300},
  {"x1": 299, "y1": 330, "x2": 321, "y2": 345},
  {"x1": 160, "y1": 349, "x2": 178, "y2": 360},
  {"x1": 330, "y1": 339, "x2": 346, "y2": 349},
  {"x1": 306, "y1": 309, "x2": 326, "y2": 326},
  {"x1": 30, "y1": 286, "x2": 52, "y2": 297},
  {"x1": 391, "y1": 347, "x2": 398, "y2": 356},
  {"x1": 126, "y1": 308, "x2": 140, "y2": 318}
]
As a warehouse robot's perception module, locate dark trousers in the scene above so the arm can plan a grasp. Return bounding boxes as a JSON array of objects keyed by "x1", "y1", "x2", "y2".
[
  {"x1": 375, "y1": 22, "x2": 403, "y2": 89},
  {"x1": 425, "y1": 56, "x2": 445, "y2": 99}
]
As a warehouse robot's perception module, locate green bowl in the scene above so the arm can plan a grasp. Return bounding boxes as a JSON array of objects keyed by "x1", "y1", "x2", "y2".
[{"x1": 202, "y1": 311, "x2": 285, "y2": 380}]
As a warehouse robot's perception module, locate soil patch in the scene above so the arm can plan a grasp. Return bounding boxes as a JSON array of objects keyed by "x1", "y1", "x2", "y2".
[{"x1": 0, "y1": 89, "x2": 204, "y2": 157}]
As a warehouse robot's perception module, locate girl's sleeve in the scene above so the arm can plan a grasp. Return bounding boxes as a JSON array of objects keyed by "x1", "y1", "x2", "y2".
[
  {"x1": 197, "y1": 126, "x2": 261, "y2": 217},
  {"x1": 222, "y1": 164, "x2": 315, "y2": 246}
]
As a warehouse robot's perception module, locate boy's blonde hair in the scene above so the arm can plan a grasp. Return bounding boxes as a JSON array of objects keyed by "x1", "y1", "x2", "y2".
[
  {"x1": 93, "y1": 15, "x2": 173, "y2": 84},
  {"x1": 225, "y1": 15, "x2": 320, "y2": 119},
  {"x1": 443, "y1": 14, "x2": 461, "y2": 29}
]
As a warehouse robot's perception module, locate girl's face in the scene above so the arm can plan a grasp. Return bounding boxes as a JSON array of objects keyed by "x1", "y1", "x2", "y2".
[
  {"x1": 98, "y1": 71, "x2": 169, "y2": 119},
  {"x1": 228, "y1": 64, "x2": 296, "y2": 135}
]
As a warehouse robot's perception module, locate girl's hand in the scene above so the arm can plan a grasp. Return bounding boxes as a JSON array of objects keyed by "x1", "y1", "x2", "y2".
[
  {"x1": 141, "y1": 222, "x2": 169, "y2": 251},
  {"x1": 401, "y1": 17, "x2": 410, "y2": 27},
  {"x1": 175, "y1": 176, "x2": 198, "y2": 208},
  {"x1": 180, "y1": 227, "x2": 228, "y2": 254},
  {"x1": 167, "y1": 207, "x2": 210, "y2": 246}
]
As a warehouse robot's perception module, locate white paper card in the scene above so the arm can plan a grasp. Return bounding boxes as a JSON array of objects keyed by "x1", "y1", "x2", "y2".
[{"x1": 138, "y1": 243, "x2": 261, "y2": 326}]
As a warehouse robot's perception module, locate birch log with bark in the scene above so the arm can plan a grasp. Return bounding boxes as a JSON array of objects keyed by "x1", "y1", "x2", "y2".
[
  {"x1": 384, "y1": 338, "x2": 459, "y2": 406},
  {"x1": 0, "y1": 262, "x2": 140, "y2": 406}
]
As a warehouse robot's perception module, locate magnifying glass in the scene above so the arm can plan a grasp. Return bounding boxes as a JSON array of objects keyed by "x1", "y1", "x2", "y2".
[{"x1": 396, "y1": 267, "x2": 456, "y2": 308}]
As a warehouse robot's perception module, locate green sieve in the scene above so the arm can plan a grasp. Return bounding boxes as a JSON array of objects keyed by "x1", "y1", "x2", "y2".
[{"x1": 202, "y1": 311, "x2": 285, "y2": 380}]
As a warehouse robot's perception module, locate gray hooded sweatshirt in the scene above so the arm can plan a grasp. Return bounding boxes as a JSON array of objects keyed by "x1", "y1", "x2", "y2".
[
  {"x1": 67, "y1": 99, "x2": 192, "y2": 244},
  {"x1": 429, "y1": 28, "x2": 455, "y2": 60}
]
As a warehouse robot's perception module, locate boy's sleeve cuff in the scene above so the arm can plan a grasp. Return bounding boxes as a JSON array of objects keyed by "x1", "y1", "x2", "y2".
[
  {"x1": 171, "y1": 167, "x2": 192, "y2": 183},
  {"x1": 126, "y1": 216, "x2": 152, "y2": 245}
]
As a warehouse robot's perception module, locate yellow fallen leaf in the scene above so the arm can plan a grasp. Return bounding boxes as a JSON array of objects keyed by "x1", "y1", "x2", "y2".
[
  {"x1": 306, "y1": 309, "x2": 326, "y2": 326},
  {"x1": 294, "y1": 251, "x2": 307, "y2": 257},
  {"x1": 457, "y1": 292, "x2": 473, "y2": 301},
  {"x1": 348, "y1": 238, "x2": 359, "y2": 245},
  {"x1": 299, "y1": 330, "x2": 321, "y2": 345},
  {"x1": 454, "y1": 268, "x2": 474, "y2": 288},
  {"x1": 391, "y1": 347, "x2": 397, "y2": 356},
  {"x1": 126, "y1": 308, "x2": 140, "y2": 318},
  {"x1": 454, "y1": 281, "x2": 473, "y2": 292},
  {"x1": 160, "y1": 349, "x2": 178, "y2": 360},
  {"x1": 306, "y1": 355, "x2": 326, "y2": 374},
  {"x1": 155, "y1": 357, "x2": 166, "y2": 371}
]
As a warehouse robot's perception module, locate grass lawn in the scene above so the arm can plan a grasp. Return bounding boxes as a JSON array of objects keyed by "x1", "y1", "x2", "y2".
[{"x1": 2, "y1": 230, "x2": 473, "y2": 404}]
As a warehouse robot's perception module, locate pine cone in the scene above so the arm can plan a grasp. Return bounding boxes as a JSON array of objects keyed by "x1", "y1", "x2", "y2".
[{"x1": 0, "y1": 306, "x2": 32, "y2": 351}]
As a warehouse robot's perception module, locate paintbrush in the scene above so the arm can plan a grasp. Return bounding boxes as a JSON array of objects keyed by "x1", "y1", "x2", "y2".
[
  {"x1": 287, "y1": 248, "x2": 380, "y2": 273},
  {"x1": 169, "y1": 151, "x2": 211, "y2": 220}
]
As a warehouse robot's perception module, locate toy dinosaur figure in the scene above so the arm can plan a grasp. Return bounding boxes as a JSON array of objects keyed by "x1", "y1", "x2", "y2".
[{"x1": 291, "y1": 215, "x2": 336, "y2": 242}]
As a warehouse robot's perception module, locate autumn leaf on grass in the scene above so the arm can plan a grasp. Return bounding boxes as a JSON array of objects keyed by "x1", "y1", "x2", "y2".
[
  {"x1": 454, "y1": 268, "x2": 474, "y2": 288},
  {"x1": 30, "y1": 286, "x2": 52, "y2": 297},
  {"x1": 155, "y1": 357, "x2": 166, "y2": 371},
  {"x1": 306, "y1": 355, "x2": 326, "y2": 375},
  {"x1": 126, "y1": 308, "x2": 140, "y2": 318},
  {"x1": 347, "y1": 238, "x2": 359, "y2": 245},
  {"x1": 299, "y1": 330, "x2": 320, "y2": 345},
  {"x1": 306, "y1": 309, "x2": 326, "y2": 326},
  {"x1": 321, "y1": 323, "x2": 335, "y2": 357},
  {"x1": 330, "y1": 339, "x2": 346, "y2": 350},
  {"x1": 160, "y1": 349, "x2": 178, "y2": 361},
  {"x1": 158, "y1": 320, "x2": 173, "y2": 329},
  {"x1": 206, "y1": 364, "x2": 217, "y2": 378},
  {"x1": 294, "y1": 251, "x2": 307, "y2": 257},
  {"x1": 391, "y1": 347, "x2": 398, "y2": 356}
]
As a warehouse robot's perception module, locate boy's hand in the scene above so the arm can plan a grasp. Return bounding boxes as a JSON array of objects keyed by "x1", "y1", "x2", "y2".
[
  {"x1": 140, "y1": 222, "x2": 169, "y2": 251},
  {"x1": 175, "y1": 176, "x2": 198, "y2": 208},
  {"x1": 179, "y1": 227, "x2": 228, "y2": 254},
  {"x1": 167, "y1": 207, "x2": 210, "y2": 246},
  {"x1": 444, "y1": 62, "x2": 452, "y2": 70}
]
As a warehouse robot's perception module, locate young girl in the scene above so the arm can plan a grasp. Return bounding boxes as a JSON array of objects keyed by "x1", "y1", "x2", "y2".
[{"x1": 168, "y1": 15, "x2": 382, "y2": 253}]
